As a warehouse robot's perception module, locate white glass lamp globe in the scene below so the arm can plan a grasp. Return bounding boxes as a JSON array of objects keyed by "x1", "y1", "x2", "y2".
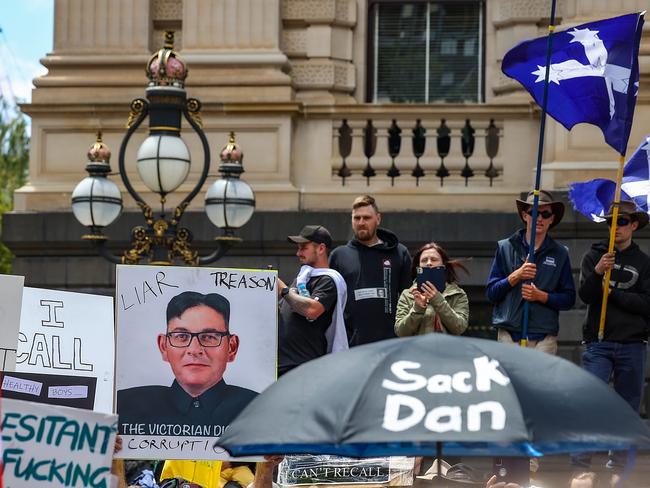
[
  {"x1": 205, "y1": 178, "x2": 255, "y2": 229},
  {"x1": 71, "y1": 176, "x2": 123, "y2": 228},
  {"x1": 136, "y1": 134, "x2": 191, "y2": 194}
]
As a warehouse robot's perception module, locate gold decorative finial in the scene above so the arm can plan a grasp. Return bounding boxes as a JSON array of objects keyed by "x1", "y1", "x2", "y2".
[
  {"x1": 87, "y1": 131, "x2": 111, "y2": 163},
  {"x1": 164, "y1": 31, "x2": 175, "y2": 50},
  {"x1": 220, "y1": 132, "x2": 243, "y2": 165},
  {"x1": 146, "y1": 31, "x2": 187, "y2": 89}
]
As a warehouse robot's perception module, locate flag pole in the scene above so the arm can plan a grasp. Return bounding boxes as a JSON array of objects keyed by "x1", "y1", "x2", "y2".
[
  {"x1": 596, "y1": 11, "x2": 645, "y2": 340},
  {"x1": 520, "y1": 0, "x2": 558, "y2": 347},
  {"x1": 596, "y1": 153, "x2": 626, "y2": 340}
]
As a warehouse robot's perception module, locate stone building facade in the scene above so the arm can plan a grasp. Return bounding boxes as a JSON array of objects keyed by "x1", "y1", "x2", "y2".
[{"x1": 5, "y1": 1, "x2": 650, "y2": 393}]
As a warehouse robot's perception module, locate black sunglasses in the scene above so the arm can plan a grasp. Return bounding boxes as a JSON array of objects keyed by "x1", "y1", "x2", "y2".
[
  {"x1": 526, "y1": 209, "x2": 554, "y2": 219},
  {"x1": 606, "y1": 216, "x2": 633, "y2": 227}
]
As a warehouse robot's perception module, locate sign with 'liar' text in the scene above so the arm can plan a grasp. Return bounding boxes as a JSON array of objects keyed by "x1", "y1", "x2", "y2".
[
  {"x1": 115, "y1": 264, "x2": 277, "y2": 460},
  {"x1": 16, "y1": 287, "x2": 114, "y2": 413},
  {"x1": 1, "y1": 398, "x2": 117, "y2": 488}
]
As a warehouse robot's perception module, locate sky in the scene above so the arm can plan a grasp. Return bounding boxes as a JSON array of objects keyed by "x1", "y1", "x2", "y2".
[{"x1": 0, "y1": 0, "x2": 53, "y2": 107}]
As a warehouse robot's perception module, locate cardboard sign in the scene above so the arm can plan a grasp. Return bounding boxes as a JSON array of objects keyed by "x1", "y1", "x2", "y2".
[
  {"x1": 16, "y1": 287, "x2": 115, "y2": 413},
  {"x1": 115, "y1": 265, "x2": 278, "y2": 460},
  {"x1": 279, "y1": 456, "x2": 390, "y2": 485},
  {"x1": 1, "y1": 371, "x2": 97, "y2": 410},
  {"x1": 278, "y1": 456, "x2": 415, "y2": 486},
  {"x1": 0, "y1": 274, "x2": 24, "y2": 371},
  {"x1": 1, "y1": 398, "x2": 117, "y2": 488}
]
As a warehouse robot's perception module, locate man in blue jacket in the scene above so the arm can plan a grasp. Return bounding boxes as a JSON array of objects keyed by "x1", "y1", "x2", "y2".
[{"x1": 486, "y1": 190, "x2": 576, "y2": 354}]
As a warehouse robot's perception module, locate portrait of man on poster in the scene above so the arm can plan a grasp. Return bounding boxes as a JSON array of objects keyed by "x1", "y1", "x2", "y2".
[{"x1": 117, "y1": 291, "x2": 257, "y2": 430}]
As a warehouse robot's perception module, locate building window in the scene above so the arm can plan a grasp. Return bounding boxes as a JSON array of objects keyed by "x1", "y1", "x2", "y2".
[{"x1": 368, "y1": 0, "x2": 484, "y2": 103}]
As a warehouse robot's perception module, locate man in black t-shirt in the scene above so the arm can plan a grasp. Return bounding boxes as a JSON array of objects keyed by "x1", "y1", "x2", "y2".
[{"x1": 277, "y1": 225, "x2": 340, "y2": 376}]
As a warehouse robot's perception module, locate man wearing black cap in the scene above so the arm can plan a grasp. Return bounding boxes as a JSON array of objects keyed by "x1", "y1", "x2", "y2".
[
  {"x1": 571, "y1": 200, "x2": 650, "y2": 473},
  {"x1": 486, "y1": 190, "x2": 576, "y2": 354},
  {"x1": 277, "y1": 225, "x2": 347, "y2": 376}
]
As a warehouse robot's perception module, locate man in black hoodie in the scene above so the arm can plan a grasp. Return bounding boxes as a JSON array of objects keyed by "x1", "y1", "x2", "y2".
[
  {"x1": 573, "y1": 200, "x2": 650, "y2": 471},
  {"x1": 329, "y1": 195, "x2": 412, "y2": 346}
]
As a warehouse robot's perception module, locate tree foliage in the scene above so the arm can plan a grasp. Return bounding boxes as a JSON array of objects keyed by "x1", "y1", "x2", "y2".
[{"x1": 0, "y1": 101, "x2": 29, "y2": 273}]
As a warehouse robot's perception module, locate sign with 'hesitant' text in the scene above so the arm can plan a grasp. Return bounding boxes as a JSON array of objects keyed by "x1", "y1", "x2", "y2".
[{"x1": 1, "y1": 398, "x2": 118, "y2": 488}]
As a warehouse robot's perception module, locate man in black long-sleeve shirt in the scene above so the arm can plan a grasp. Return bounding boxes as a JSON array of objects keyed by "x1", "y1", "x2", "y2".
[{"x1": 572, "y1": 200, "x2": 650, "y2": 472}]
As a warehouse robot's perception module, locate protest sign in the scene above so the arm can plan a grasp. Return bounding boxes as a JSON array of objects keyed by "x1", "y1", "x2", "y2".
[
  {"x1": 115, "y1": 264, "x2": 277, "y2": 460},
  {"x1": 278, "y1": 456, "x2": 414, "y2": 486},
  {"x1": 1, "y1": 397, "x2": 117, "y2": 488},
  {"x1": 16, "y1": 287, "x2": 115, "y2": 413},
  {"x1": 0, "y1": 274, "x2": 24, "y2": 371},
  {"x1": 1, "y1": 371, "x2": 97, "y2": 410}
]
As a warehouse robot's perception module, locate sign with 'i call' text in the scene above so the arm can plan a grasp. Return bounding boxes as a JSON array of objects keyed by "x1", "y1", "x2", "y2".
[{"x1": 16, "y1": 287, "x2": 115, "y2": 413}]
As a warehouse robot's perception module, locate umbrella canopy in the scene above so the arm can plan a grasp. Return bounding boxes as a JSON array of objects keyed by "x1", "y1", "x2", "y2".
[{"x1": 219, "y1": 334, "x2": 650, "y2": 457}]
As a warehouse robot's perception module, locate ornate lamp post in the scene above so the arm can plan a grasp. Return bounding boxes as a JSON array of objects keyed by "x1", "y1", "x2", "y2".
[{"x1": 71, "y1": 32, "x2": 255, "y2": 266}]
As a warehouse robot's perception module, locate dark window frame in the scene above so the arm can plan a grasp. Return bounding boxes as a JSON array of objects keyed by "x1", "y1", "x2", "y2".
[{"x1": 366, "y1": 0, "x2": 486, "y2": 104}]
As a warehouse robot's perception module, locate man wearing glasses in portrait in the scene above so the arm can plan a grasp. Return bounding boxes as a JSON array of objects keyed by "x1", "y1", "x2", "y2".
[
  {"x1": 117, "y1": 291, "x2": 257, "y2": 429},
  {"x1": 486, "y1": 190, "x2": 576, "y2": 355}
]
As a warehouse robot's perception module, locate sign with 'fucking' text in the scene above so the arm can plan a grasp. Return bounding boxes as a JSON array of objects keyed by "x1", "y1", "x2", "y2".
[{"x1": 1, "y1": 398, "x2": 117, "y2": 488}]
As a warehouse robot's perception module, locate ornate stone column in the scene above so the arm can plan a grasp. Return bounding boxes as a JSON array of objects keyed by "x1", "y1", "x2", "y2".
[
  {"x1": 33, "y1": 0, "x2": 151, "y2": 105},
  {"x1": 54, "y1": 0, "x2": 149, "y2": 53},
  {"x1": 282, "y1": 0, "x2": 357, "y2": 103},
  {"x1": 180, "y1": 0, "x2": 292, "y2": 103},
  {"x1": 488, "y1": 0, "x2": 558, "y2": 102}
]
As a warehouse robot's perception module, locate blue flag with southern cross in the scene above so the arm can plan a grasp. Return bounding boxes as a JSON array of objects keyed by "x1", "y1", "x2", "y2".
[
  {"x1": 502, "y1": 12, "x2": 644, "y2": 154},
  {"x1": 569, "y1": 135, "x2": 650, "y2": 222}
]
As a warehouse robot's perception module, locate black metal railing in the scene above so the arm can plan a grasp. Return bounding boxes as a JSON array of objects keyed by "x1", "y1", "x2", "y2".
[{"x1": 334, "y1": 118, "x2": 502, "y2": 187}]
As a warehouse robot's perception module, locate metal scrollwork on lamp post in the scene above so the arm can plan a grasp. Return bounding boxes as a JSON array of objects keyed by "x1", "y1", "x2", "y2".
[{"x1": 71, "y1": 31, "x2": 255, "y2": 266}]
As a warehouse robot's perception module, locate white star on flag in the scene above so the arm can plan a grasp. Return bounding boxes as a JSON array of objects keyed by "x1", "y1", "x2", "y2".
[{"x1": 621, "y1": 136, "x2": 650, "y2": 211}]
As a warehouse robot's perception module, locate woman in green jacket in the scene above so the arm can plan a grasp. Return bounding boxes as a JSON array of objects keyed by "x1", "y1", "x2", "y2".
[{"x1": 395, "y1": 242, "x2": 469, "y2": 336}]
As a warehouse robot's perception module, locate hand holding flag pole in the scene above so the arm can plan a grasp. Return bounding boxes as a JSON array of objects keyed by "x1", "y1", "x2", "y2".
[
  {"x1": 597, "y1": 160, "x2": 626, "y2": 340},
  {"x1": 519, "y1": 0, "x2": 558, "y2": 347},
  {"x1": 570, "y1": 136, "x2": 650, "y2": 341},
  {"x1": 595, "y1": 8, "x2": 644, "y2": 340}
]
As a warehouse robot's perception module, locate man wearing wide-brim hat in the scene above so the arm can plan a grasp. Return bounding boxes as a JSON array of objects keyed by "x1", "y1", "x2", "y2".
[
  {"x1": 486, "y1": 190, "x2": 576, "y2": 355},
  {"x1": 571, "y1": 200, "x2": 650, "y2": 473}
]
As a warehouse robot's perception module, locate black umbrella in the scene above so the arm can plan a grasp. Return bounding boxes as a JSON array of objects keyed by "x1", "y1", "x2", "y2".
[{"x1": 219, "y1": 334, "x2": 650, "y2": 457}]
